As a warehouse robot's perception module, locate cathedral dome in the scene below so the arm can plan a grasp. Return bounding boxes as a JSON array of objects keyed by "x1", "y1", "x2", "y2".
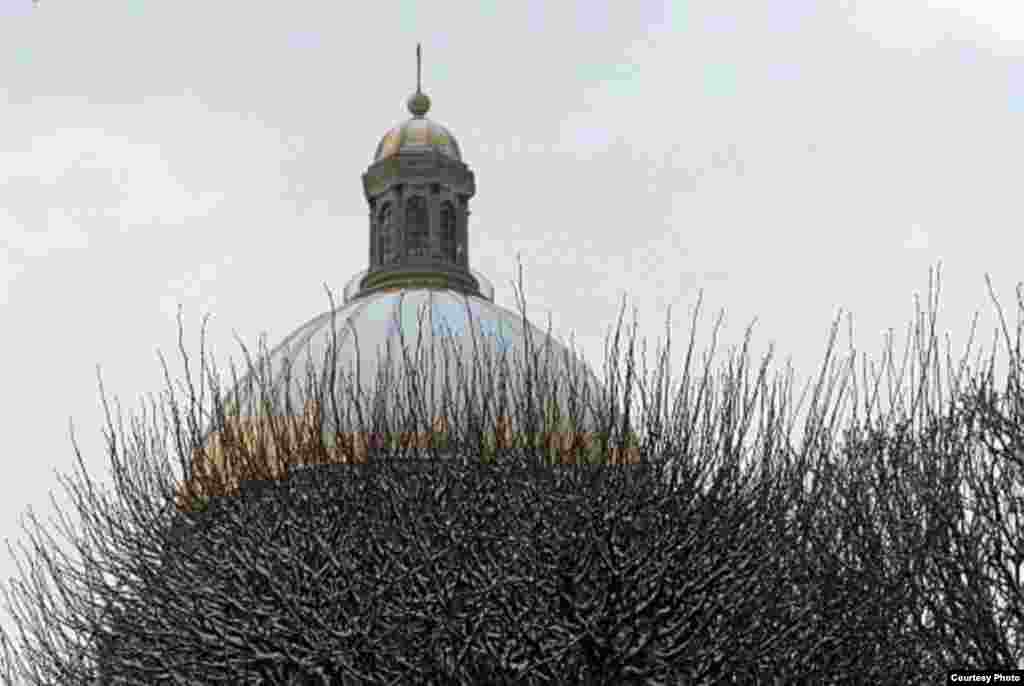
[
  {"x1": 178, "y1": 45, "x2": 636, "y2": 508},
  {"x1": 220, "y1": 284, "x2": 607, "y2": 442},
  {"x1": 182, "y1": 283, "x2": 623, "y2": 504}
]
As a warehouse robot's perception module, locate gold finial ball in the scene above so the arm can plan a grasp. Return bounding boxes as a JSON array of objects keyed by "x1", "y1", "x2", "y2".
[{"x1": 407, "y1": 91, "x2": 431, "y2": 117}]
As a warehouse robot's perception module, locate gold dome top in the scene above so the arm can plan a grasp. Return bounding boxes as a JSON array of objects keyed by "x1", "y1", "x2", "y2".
[{"x1": 373, "y1": 44, "x2": 462, "y2": 162}]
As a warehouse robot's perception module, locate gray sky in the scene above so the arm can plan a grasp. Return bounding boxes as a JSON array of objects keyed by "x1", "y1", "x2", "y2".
[{"x1": 2, "y1": 0, "x2": 1023, "y2": 651}]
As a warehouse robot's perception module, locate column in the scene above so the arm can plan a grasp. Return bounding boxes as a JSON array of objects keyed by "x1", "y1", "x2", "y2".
[
  {"x1": 368, "y1": 206, "x2": 375, "y2": 267},
  {"x1": 460, "y1": 196, "x2": 471, "y2": 268}
]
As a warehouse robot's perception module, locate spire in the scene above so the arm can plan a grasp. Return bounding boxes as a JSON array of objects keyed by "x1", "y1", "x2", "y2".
[{"x1": 407, "y1": 43, "x2": 431, "y2": 117}]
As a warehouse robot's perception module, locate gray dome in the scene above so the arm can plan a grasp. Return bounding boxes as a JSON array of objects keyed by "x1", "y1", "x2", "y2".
[{"x1": 213, "y1": 287, "x2": 609, "y2": 447}]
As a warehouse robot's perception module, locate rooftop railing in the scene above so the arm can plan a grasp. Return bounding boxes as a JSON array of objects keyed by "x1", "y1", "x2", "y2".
[{"x1": 343, "y1": 266, "x2": 494, "y2": 304}]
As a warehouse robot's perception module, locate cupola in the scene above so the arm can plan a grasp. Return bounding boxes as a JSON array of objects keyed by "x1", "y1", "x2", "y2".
[{"x1": 357, "y1": 44, "x2": 480, "y2": 298}]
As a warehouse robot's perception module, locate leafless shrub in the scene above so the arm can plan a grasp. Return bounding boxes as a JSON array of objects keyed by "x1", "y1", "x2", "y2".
[{"x1": 0, "y1": 261, "x2": 1020, "y2": 683}]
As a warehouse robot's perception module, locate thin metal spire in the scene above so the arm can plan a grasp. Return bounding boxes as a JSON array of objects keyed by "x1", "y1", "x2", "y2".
[{"x1": 407, "y1": 43, "x2": 430, "y2": 116}]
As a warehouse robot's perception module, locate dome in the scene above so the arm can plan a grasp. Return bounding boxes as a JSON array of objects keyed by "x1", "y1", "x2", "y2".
[
  {"x1": 180, "y1": 287, "x2": 635, "y2": 509},
  {"x1": 216, "y1": 286, "x2": 608, "y2": 442},
  {"x1": 372, "y1": 45, "x2": 461, "y2": 162},
  {"x1": 373, "y1": 109, "x2": 462, "y2": 162}
]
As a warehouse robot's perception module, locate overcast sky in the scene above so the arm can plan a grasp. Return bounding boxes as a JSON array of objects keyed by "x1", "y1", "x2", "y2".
[{"x1": 2, "y1": 0, "x2": 1023, "y2": 650}]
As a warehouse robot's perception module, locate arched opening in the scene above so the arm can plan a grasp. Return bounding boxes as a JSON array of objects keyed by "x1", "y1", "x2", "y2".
[
  {"x1": 406, "y1": 196, "x2": 429, "y2": 258},
  {"x1": 377, "y1": 202, "x2": 393, "y2": 265},
  {"x1": 440, "y1": 200, "x2": 456, "y2": 263}
]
